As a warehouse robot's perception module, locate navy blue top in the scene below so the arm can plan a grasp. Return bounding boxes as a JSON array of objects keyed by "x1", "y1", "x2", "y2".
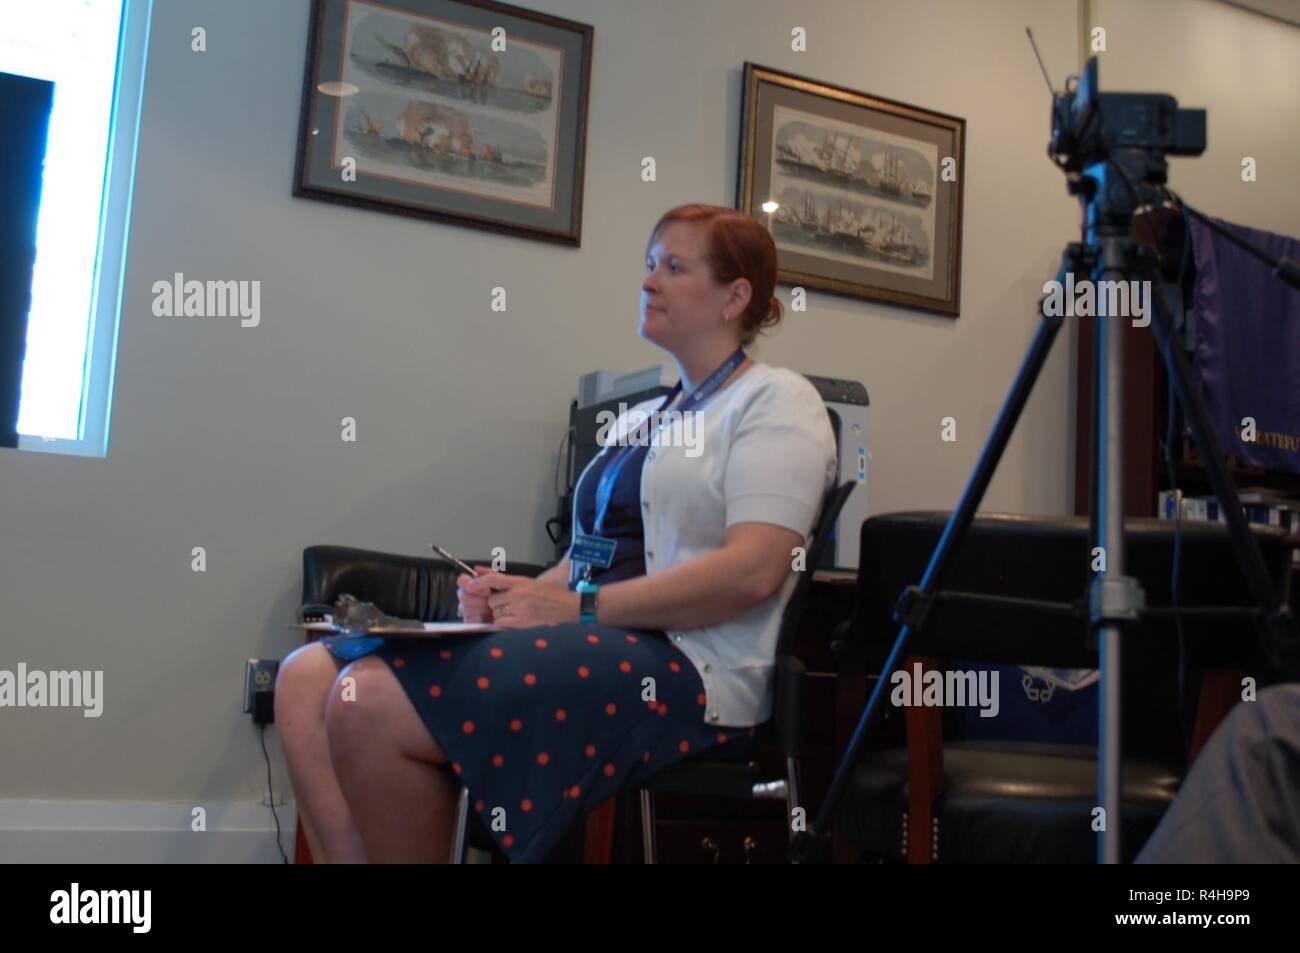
[{"x1": 569, "y1": 442, "x2": 651, "y2": 589}]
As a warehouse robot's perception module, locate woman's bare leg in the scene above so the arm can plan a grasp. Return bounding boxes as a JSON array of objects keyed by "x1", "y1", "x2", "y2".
[
  {"x1": 325, "y1": 656, "x2": 459, "y2": 863},
  {"x1": 275, "y1": 642, "x2": 368, "y2": 863}
]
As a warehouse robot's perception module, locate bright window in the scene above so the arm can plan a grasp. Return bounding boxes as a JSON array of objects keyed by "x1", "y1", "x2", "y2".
[{"x1": 2, "y1": 0, "x2": 152, "y2": 456}]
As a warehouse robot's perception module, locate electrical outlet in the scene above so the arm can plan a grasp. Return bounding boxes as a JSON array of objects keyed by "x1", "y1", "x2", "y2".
[{"x1": 244, "y1": 658, "x2": 279, "y2": 714}]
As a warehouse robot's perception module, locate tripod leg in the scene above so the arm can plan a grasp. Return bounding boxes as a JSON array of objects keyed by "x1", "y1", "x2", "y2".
[{"x1": 801, "y1": 247, "x2": 1082, "y2": 860}]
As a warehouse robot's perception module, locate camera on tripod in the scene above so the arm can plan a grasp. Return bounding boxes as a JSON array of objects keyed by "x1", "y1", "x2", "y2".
[
  {"x1": 804, "y1": 48, "x2": 1298, "y2": 867},
  {"x1": 1050, "y1": 57, "x2": 1206, "y2": 174}
]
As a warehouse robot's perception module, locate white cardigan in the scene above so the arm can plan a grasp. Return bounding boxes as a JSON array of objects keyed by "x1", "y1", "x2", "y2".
[{"x1": 574, "y1": 361, "x2": 837, "y2": 726}]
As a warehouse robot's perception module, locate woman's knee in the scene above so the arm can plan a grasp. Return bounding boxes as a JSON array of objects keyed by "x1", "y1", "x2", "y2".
[
  {"x1": 323, "y1": 657, "x2": 397, "y2": 755},
  {"x1": 324, "y1": 656, "x2": 446, "y2": 765},
  {"x1": 274, "y1": 642, "x2": 341, "y2": 724}
]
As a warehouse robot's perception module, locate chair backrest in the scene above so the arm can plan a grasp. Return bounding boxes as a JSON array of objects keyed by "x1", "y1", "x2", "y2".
[
  {"x1": 850, "y1": 511, "x2": 1293, "y2": 672},
  {"x1": 774, "y1": 481, "x2": 858, "y2": 660},
  {"x1": 301, "y1": 545, "x2": 548, "y2": 621}
]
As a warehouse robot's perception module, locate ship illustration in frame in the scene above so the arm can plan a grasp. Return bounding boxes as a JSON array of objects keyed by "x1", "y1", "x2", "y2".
[
  {"x1": 738, "y1": 63, "x2": 965, "y2": 317},
  {"x1": 295, "y1": 0, "x2": 593, "y2": 247}
]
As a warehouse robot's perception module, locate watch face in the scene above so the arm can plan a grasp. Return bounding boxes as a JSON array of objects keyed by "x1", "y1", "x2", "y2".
[{"x1": 580, "y1": 587, "x2": 598, "y2": 621}]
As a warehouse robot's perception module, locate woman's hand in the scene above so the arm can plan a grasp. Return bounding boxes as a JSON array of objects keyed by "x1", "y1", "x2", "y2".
[
  {"x1": 462, "y1": 571, "x2": 580, "y2": 629},
  {"x1": 455, "y1": 567, "x2": 498, "y2": 622}
]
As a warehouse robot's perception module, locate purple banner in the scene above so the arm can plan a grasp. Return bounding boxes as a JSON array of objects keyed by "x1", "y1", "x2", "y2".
[{"x1": 1189, "y1": 215, "x2": 1300, "y2": 474}]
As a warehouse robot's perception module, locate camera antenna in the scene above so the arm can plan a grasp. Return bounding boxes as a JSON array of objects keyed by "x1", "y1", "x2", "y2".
[{"x1": 1025, "y1": 28, "x2": 1056, "y2": 96}]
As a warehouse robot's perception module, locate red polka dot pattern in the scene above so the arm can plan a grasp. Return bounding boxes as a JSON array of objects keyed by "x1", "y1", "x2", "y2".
[{"x1": 325, "y1": 622, "x2": 759, "y2": 865}]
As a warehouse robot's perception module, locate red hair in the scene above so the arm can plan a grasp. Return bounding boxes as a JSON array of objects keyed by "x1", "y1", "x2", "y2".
[{"x1": 646, "y1": 204, "x2": 783, "y2": 347}]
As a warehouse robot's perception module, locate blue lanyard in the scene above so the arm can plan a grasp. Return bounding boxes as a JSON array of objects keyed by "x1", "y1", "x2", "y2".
[{"x1": 588, "y1": 347, "x2": 746, "y2": 537}]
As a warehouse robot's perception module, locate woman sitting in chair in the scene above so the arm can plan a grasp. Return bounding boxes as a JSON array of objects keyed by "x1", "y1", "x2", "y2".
[{"x1": 275, "y1": 203, "x2": 837, "y2": 862}]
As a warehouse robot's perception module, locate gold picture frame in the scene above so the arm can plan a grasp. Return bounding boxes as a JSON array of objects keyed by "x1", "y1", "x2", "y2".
[{"x1": 737, "y1": 62, "x2": 966, "y2": 317}]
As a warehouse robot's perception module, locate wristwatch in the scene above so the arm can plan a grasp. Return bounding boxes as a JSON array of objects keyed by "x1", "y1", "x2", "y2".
[{"x1": 577, "y1": 578, "x2": 599, "y2": 624}]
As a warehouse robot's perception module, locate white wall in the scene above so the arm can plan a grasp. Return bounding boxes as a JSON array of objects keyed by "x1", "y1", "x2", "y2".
[
  {"x1": 0, "y1": 0, "x2": 1295, "y2": 860},
  {"x1": 1095, "y1": 0, "x2": 1300, "y2": 236}
]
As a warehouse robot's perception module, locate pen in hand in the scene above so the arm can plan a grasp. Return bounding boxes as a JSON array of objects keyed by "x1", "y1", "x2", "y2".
[
  {"x1": 433, "y1": 545, "x2": 498, "y2": 622},
  {"x1": 430, "y1": 544, "x2": 479, "y2": 579}
]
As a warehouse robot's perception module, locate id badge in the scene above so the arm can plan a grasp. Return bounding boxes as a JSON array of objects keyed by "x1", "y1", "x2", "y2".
[{"x1": 571, "y1": 533, "x2": 617, "y2": 569}]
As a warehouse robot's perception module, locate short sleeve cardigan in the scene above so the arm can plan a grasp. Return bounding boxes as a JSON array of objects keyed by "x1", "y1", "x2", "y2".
[{"x1": 570, "y1": 361, "x2": 838, "y2": 726}]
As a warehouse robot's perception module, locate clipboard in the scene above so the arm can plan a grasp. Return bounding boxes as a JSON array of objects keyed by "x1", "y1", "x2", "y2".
[{"x1": 291, "y1": 621, "x2": 502, "y2": 637}]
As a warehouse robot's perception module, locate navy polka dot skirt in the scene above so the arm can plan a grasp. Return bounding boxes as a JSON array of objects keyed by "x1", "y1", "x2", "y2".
[{"x1": 319, "y1": 623, "x2": 758, "y2": 863}]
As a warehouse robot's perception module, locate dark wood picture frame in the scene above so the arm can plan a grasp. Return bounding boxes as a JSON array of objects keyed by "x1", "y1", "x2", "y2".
[
  {"x1": 737, "y1": 63, "x2": 966, "y2": 317},
  {"x1": 294, "y1": 0, "x2": 593, "y2": 246}
]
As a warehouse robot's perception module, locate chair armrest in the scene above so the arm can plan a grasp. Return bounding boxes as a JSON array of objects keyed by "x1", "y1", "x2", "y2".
[{"x1": 301, "y1": 545, "x2": 548, "y2": 623}]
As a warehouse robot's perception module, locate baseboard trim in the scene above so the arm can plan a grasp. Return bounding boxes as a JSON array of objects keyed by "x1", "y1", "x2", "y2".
[{"x1": 0, "y1": 800, "x2": 297, "y2": 863}]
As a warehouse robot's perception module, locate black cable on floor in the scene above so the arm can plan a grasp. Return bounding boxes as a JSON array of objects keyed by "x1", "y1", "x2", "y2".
[{"x1": 260, "y1": 724, "x2": 290, "y2": 864}]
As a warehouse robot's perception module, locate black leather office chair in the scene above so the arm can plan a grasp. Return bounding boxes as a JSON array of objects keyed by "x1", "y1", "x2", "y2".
[
  {"x1": 830, "y1": 512, "x2": 1294, "y2": 864},
  {"x1": 635, "y1": 481, "x2": 857, "y2": 863}
]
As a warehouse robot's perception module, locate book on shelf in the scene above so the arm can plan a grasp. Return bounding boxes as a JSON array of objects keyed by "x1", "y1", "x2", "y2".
[{"x1": 1157, "y1": 489, "x2": 1300, "y2": 563}]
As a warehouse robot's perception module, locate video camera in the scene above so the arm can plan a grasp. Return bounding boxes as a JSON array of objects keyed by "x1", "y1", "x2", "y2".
[{"x1": 1050, "y1": 56, "x2": 1207, "y2": 173}]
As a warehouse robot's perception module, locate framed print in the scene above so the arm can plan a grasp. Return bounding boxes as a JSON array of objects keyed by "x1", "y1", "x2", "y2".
[
  {"x1": 294, "y1": 0, "x2": 593, "y2": 246},
  {"x1": 737, "y1": 63, "x2": 965, "y2": 317}
]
